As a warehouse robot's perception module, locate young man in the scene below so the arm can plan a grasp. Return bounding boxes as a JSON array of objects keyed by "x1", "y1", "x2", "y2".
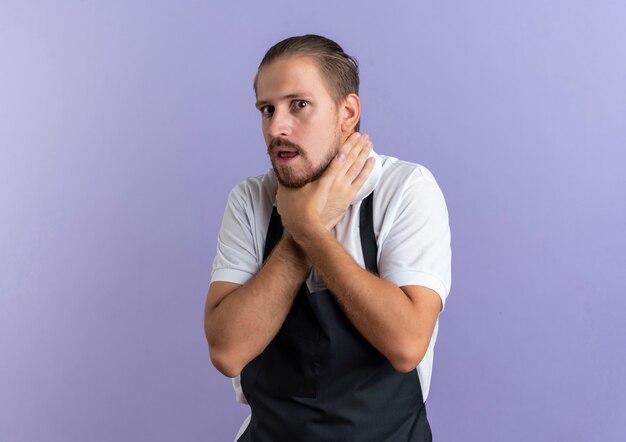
[{"x1": 205, "y1": 35, "x2": 451, "y2": 441}]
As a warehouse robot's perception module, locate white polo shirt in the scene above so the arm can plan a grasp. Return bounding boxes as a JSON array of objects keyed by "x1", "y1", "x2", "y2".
[{"x1": 210, "y1": 150, "x2": 451, "y2": 405}]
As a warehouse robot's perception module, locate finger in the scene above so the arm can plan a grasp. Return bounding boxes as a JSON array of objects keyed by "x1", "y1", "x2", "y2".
[
  {"x1": 351, "y1": 156, "x2": 375, "y2": 189},
  {"x1": 321, "y1": 132, "x2": 365, "y2": 181},
  {"x1": 345, "y1": 139, "x2": 373, "y2": 182},
  {"x1": 337, "y1": 132, "x2": 368, "y2": 168},
  {"x1": 338, "y1": 131, "x2": 364, "y2": 158},
  {"x1": 341, "y1": 134, "x2": 367, "y2": 170}
]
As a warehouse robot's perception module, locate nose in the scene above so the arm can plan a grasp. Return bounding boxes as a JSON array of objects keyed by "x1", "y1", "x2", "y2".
[{"x1": 266, "y1": 108, "x2": 292, "y2": 139}]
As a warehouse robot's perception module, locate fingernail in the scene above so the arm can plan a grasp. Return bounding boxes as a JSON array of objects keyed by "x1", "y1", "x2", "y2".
[
  {"x1": 353, "y1": 132, "x2": 361, "y2": 138},
  {"x1": 337, "y1": 153, "x2": 346, "y2": 162}
]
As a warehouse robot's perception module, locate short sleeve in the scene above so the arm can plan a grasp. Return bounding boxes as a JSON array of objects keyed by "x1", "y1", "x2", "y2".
[
  {"x1": 210, "y1": 184, "x2": 260, "y2": 285},
  {"x1": 378, "y1": 170, "x2": 452, "y2": 310}
]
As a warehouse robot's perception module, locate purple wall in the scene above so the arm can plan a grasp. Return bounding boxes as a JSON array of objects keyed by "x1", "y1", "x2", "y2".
[{"x1": 1, "y1": 1, "x2": 624, "y2": 441}]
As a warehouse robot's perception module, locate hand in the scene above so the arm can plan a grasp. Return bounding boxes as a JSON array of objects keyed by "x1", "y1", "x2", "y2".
[
  {"x1": 317, "y1": 132, "x2": 375, "y2": 230},
  {"x1": 276, "y1": 132, "x2": 375, "y2": 240}
]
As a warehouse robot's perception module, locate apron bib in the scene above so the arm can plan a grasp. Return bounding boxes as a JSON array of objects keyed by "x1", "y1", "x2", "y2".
[{"x1": 239, "y1": 193, "x2": 432, "y2": 441}]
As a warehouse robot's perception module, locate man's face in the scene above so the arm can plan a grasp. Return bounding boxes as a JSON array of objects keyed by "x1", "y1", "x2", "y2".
[{"x1": 255, "y1": 56, "x2": 343, "y2": 188}]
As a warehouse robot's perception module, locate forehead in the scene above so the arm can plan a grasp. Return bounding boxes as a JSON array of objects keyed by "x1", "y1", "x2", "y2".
[{"x1": 255, "y1": 56, "x2": 333, "y2": 102}]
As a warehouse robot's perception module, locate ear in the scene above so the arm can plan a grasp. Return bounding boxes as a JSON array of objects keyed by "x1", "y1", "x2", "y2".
[{"x1": 339, "y1": 93, "x2": 361, "y2": 134}]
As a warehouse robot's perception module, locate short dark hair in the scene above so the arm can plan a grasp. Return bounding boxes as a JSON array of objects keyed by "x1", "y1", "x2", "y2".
[{"x1": 254, "y1": 34, "x2": 360, "y2": 131}]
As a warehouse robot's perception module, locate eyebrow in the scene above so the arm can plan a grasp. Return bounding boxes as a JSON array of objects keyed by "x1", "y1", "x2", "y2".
[{"x1": 255, "y1": 93, "x2": 312, "y2": 109}]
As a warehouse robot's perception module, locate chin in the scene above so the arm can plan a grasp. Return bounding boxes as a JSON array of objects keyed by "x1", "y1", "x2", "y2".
[
  {"x1": 275, "y1": 160, "x2": 334, "y2": 188},
  {"x1": 274, "y1": 168, "x2": 310, "y2": 189}
]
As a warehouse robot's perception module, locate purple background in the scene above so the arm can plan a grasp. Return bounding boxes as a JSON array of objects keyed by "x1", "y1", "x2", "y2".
[{"x1": 1, "y1": 1, "x2": 625, "y2": 441}]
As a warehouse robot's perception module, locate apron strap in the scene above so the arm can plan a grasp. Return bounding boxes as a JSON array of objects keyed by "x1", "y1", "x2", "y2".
[
  {"x1": 263, "y1": 207, "x2": 283, "y2": 262},
  {"x1": 359, "y1": 192, "x2": 378, "y2": 274}
]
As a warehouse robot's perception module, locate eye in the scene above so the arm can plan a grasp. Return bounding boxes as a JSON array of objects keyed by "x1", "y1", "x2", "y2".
[
  {"x1": 293, "y1": 100, "x2": 308, "y2": 110},
  {"x1": 260, "y1": 105, "x2": 275, "y2": 116}
]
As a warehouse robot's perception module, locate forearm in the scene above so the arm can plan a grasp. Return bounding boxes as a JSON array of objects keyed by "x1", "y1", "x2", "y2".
[
  {"x1": 294, "y1": 225, "x2": 432, "y2": 372},
  {"x1": 206, "y1": 234, "x2": 311, "y2": 376}
]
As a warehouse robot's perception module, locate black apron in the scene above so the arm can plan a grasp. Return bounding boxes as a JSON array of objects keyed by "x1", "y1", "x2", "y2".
[{"x1": 238, "y1": 193, "x2": 432, "y2": 441}]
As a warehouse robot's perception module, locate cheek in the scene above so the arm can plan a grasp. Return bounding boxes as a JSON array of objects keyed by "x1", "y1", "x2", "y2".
[{"x1": 261, "y1": 122, "x2": 271, "y2": 143}]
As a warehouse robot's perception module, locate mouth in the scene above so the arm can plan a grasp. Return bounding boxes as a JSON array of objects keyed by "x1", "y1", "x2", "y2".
[
  {"x1": 274, "y1": 149, "x2": 300, "y2": 165},
  {"x1": 268, "y1": 138, "x2": 303, "y2": 165},
  {"x1": 277, "y1": 150, "x2": 299, "y2": 159}
]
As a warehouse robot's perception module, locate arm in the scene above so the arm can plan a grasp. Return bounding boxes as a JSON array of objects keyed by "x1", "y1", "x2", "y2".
[
  {"x1": 291, "y1": 225, "x2": 441, "y2": 373},
  {"x1": 276, "y1": 155, "x2": 447, "y2": 373},
  {"x1": 205, "y1": 132, "x2": 375, "y2": 377},
  {"x1": 204, "y1": 233, "x2": 310, "y2": 377}
]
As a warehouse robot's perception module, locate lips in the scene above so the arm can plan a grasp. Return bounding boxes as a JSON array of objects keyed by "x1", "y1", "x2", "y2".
[
  {"x1": 268, "y1": 138, "x2": 303, "y2": 165},
  {"x1": 278, "y1": 151, "x2": 298, "y2": 159}
]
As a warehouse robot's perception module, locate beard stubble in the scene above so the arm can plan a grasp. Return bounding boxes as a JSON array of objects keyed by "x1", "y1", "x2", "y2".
[{"x1": 268, "y1": 134, "x2": 341, "y2": 189}]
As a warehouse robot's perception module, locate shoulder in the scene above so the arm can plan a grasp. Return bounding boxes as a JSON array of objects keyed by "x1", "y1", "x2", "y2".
[
  {"x1": 375, "y1": 155, "x2": 443, "y2": 200},
  {"x1": 221, "y1": 170, "x2": 277, "y2": 237},
  {"x1": 374, "y1": 155, "x2": 452, "y2": 304},
  {"x1": 226, "y1": 170, "x2": 277, "y2": 208}
]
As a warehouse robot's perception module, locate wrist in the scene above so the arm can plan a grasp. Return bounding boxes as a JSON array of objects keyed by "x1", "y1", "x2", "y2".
[
  {"x1": 278, "y1": 232, "x2": 311, "y2": 269},
  {"x1": 290, "y1": 220, "x2": 330, "y2": 250}
]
